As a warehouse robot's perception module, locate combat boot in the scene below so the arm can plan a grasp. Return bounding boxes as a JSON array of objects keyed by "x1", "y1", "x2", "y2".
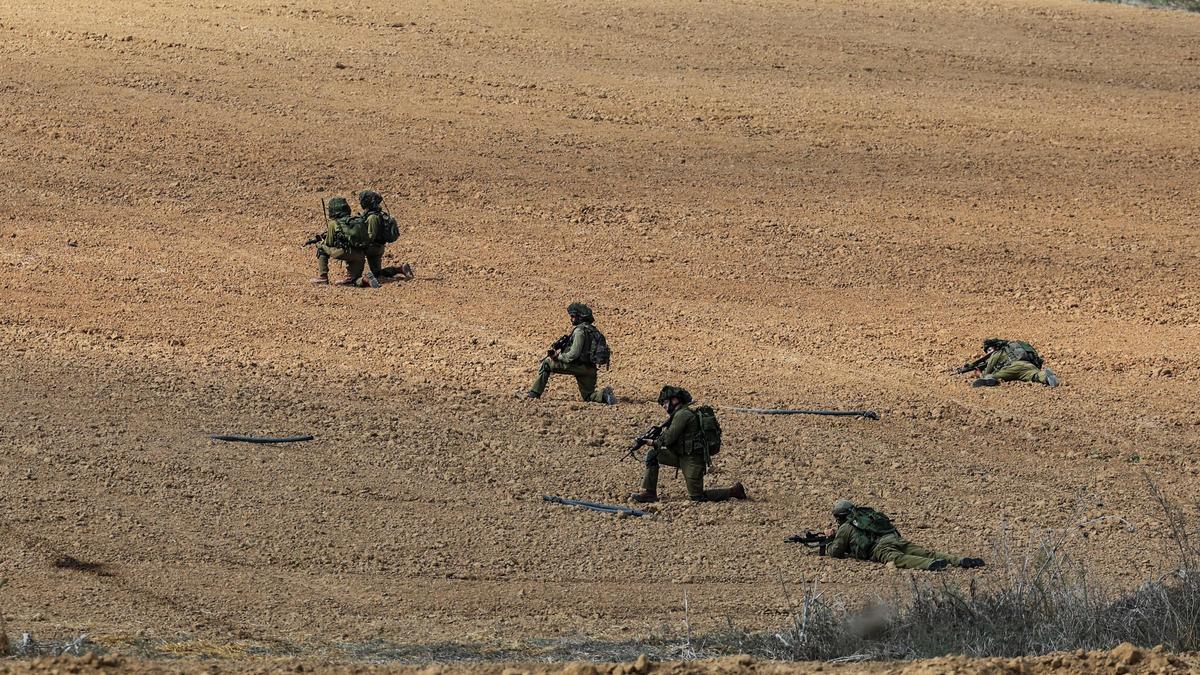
[
  {"x1": 959, "y1": 557, "x2": 986, "y2": 569},
  {"x1": 629, "y1": 490, "x2": 658, "y2": 504},
  {"x1": 729, "y1": 482, "x2": 748, "y2": 500},
  {"x1": 927, "y1": 560, "x2": 949, "y2": 571},
  {"x1": 362, "y1": 270, "x2": 381, "y2": 288},
  {"x1": 1042, "y1": 368, "x2": 1059, "y2": 387},
  {"x1": 309, "y1": 273, "x2": 329, "y2": 285},
  {"x1": 601, "y1": 386, "x2": 616, "y2": 405},
  {"x1": 400, "y1": 262, "x2": 414, "y2": 280},
  {"x1": 971, "y1": 377, "x2": 1000, "y2": 388}
]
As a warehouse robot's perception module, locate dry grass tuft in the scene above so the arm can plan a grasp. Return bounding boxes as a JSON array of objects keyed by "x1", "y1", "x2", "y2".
[{"x1": 704, "y1": 478, "x2": 1200, "y2": 661}]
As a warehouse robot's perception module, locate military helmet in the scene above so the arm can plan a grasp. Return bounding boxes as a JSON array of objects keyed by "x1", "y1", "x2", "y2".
[
  {"x1": 832, "y1": 499, "x2": 854, "y2": 518},
  {"x1": 566, "y1": 302, "x2": 594, "y2": 320},
  {"x1": 983, "y1": 338, "x2": 1007, "y2": 351},
  {"x1": 327, "y1": 196, "x2": 351, "y2": 218},
  {"x1": 657, "y1": 385, "x2": 692, "y2": 405},
  {"x1": 358, "y1": 190, "x2": 383, "y2": 210}
]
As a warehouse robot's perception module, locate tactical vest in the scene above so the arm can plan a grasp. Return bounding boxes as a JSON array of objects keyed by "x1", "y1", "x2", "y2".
[
  {"x1": 329, "y1": 216, "x2": 370, "y2": 250},
  {"x1": 693, "y1": 405, "x2": 722, "y2": 462},
  {"x1": 1003, "y1": 340, "x2": 1043, "y2": 368},
  {"x1": 367, "y1": 210, "x2": 400, "y2": 245},
  {"x1": 845, "y1": 506, "x2": 899, "y2": 559},
  {"x1": 665, "y1": 406, "x2": 708, "y2": 458},
  {"x1": 580, "y1": 324, "x2": 611, "y2": 367}
]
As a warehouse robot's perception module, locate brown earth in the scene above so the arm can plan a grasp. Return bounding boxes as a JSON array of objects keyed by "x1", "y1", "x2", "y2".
[
  {"x1": 2, "y1": 647, "x2": 1200, "y2": 674},
  {"x1": 1, "y1": 0, "x2": 1199, "y2": 667}
]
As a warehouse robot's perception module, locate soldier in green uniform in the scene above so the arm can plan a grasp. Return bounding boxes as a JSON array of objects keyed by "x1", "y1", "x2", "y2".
[
  {"x1": 821, "y1": 500, "x2": 984, "y2": 571},
  {"x1": 527, "y1": 303, "x2": 615, "y2": 404},
  {"x1": 310, "y1": 196, "x2": 368, "y2": 286},
  {"x1": 358, "y1": 190, "x2": 413, "y2": 284},
  {"x1": 967, "y1": 338, "x2": 1058, "y2": 388},
  {"x1": 629, "y1": 386, "x2": 747, "y2": 504}
]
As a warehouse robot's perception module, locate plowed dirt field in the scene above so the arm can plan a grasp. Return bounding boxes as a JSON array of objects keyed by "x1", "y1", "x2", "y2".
[{"x1": 1, "y1": 0, "x2": 1199, "y2": 666}]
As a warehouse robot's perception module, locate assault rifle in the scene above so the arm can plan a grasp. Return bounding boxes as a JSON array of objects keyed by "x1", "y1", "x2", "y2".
[
  {"x1": 952, "y1": 353, "x2": 991, "y2": 375},
  {"x1": 785, "y1": 530, "x2": 834, "y2": 555},
  {"x1": 547, "y1": 332, "x2": 572, "y2": 358},
  {"x1": 622, "y1": 421, "x2": 667, "y2": 462}
]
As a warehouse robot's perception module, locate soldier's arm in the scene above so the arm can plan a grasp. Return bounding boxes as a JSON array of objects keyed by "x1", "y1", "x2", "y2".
[
  {"x1": 558, "y1": 325, "x2": 587, "y2": 363},
  {"x1": 366, "y1": 213, "x2": 381, "y2": 243},
  {"x1": 654, "y1": 409, "x2": 695, "y2": 449},
  {"x1": 824, "y1": 523, "x2": 854, "y2": 559},
  {"x1": 981, "y1": 350, "x2": 1005, "y2": 375}
]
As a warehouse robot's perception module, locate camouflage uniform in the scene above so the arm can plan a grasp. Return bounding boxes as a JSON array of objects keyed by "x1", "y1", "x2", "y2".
[
  {"x1": 826, "y1": 523, "x2": 962, "y2": 570},
  {"x1": 315, "y1": 197, "x2": 366, "y2": 281},
  {"x1": 527, "y1": 303, "x2": 612, "y2": 403},
  {"x1": 631, "y1": 385, "x2": 746, "y2": 504},
  {"x1": 641, "y1": 403, "x2": 738, "y2": 502},
  {"x1": 974, "y1": 339, "x2": 1056, "y2": 386},
  {"x1": 360, "y1": 190, "x2": 390, "y2": 280},
  {"x1": 824, "y1": 502, "x2": 981, "y2": 571}
]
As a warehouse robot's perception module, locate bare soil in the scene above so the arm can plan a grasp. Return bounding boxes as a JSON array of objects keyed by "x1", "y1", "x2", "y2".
[
  {"x1": 1, "y1": 0, "x2": 1198, "y2": 669},
  {"x1": 2, "y1": 647, "x2": 1199, "y2": 674}
]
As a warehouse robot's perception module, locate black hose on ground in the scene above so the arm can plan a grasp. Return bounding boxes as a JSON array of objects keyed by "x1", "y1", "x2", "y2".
[
  {"x1": 208, "y1": 434, "x2": 315, "y2": 443},
  {"x1": 725, "y1": 407, "x2": 879, "y2": 420}
]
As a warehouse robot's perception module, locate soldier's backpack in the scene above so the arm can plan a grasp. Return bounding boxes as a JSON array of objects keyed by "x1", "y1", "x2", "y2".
[
  {"x1": 377, "y1": 212, "x2": 400, "y2": 244},
  {"x1": 582, "y1": 324, "x2": 611, "y2": 367},
  {"x1": 848, "y1": 506, "x2": 898, "y2": 538},
  {"x1": 1003, "y1": 340, "x2": 1043, "y2": 368},
  {"x1": 693, "y1": 405, "x2": 723, "y2": 460},
  {"x1": 335, "y1": 215, "x2": 372, "y2": 249}
]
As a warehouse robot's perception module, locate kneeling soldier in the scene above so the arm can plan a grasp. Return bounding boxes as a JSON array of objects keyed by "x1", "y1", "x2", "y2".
[
  {"x1": 821, "y1": 500, "x2": 984, "y2": 571},
  {"x1": 359, "y1": 190, "x2": 413, "y2": 284},
  {"x1": 527, "y1": 303, "x2": 615, "y2": 404},
  {"x1": 629, "y1": 386, "x2": 746, "y2": 504},
  {"x1": 310, "y1": 196, "x2": 369, "y2": 286}
]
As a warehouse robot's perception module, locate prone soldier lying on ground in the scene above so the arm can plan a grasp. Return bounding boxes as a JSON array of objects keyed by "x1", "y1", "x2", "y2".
[
  {"x1": 788, "y1": 500, "x2": 985, "y2": 571},
  {"x1": 956, "y1": 338, "x2": 1058, "y2": 388},
  {"x1": 629, "y1": 386, "x2": 746, "y2": 504},
  {"x1": 527, "y1": 303, "x2": 615, "y2": 404}
]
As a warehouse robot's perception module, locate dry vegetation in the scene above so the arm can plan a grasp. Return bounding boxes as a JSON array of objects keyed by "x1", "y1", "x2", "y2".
[{"x1": 1, "y1": 0, "x2": 1199, "y2": 670}]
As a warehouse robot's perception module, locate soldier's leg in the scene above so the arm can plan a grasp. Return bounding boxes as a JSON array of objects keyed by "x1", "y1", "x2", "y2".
[
  {"x1": 572, "y1": 366, "x2": 603, "y2": 402},
  {"x1": 641, "y1": 451, "x2": 661, "y2": 493},
  {"x1": 345, "y1": 251, "x2": 366, "y2": 280},
  {"x1": 898, "y1": 540, "x2": 962, "y2": 566},
  {"x1": 679, "y1": 454, "x2": 709, "y2": 501},
  {"x1": 641, "y1": 447, "x2": 680, "y2": 494},
  {"x1": 528, "y1": 357, "x2": 556, "y2": 397},
  {"x1": 365, "y1": 245, "x2": 385, "y2": 278},
  {"x1": 316, "y1": 244, "x2": 334, "y2": 275},
  {"x1": 872, "y1": 537, "x2": 940, "y2": 570},
  {"x1": 993, "y1": 361, "x2": 1041, "y2": 382}
]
